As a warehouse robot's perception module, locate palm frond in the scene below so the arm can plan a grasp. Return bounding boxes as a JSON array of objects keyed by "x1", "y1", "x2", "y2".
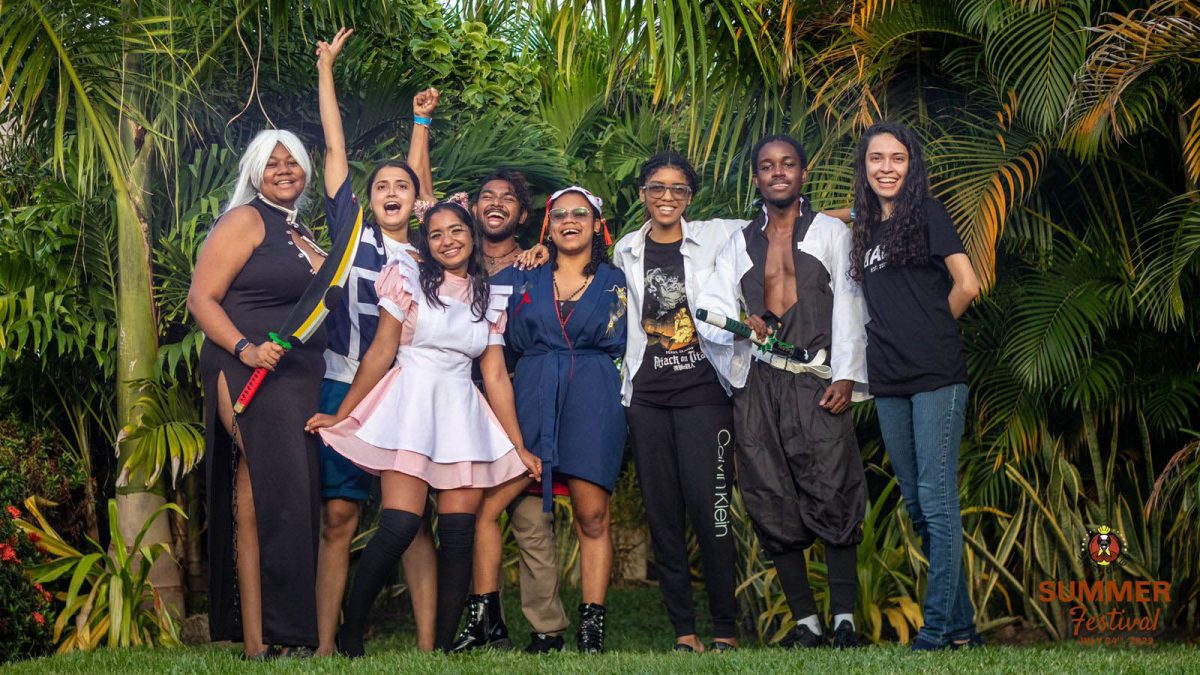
[
  {"x1": 1133, "y1": 191, "x2": 1200, "y2": 330},
  {"x1": 983, "y1": 0, "x2": 1091, "y2": 135},
  {"x1": 1000, "y1": 263, "x2": 1115, "y2": 391},
  {"x1": 928, "y1": 114, "x2": 1047, "y2": 288}
]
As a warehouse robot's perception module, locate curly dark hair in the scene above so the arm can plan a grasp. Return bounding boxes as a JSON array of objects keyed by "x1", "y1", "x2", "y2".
[
  {"x1": 475, "y1": 168, "x2": 531, "y2": 226},
  {"x1": 415, "y1": 201, "x2": 490, "y2": 321},
  {"x1": 544, "y1": 191, "x2": 610, "y2": 276},
  {"x1": 849, "y1": 122, "x2": 931, "y2": 283}
]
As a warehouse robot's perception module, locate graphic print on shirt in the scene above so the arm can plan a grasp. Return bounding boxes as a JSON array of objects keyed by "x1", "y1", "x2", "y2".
[
  {"x1": 641, "y1": 263, "x2": 706, "y2": 371},
  {"x1": 863, "y1": 242, "x2": 888, "y2": 274}
]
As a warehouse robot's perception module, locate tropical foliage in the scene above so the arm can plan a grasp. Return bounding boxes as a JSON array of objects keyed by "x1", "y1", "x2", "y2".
[
  {"x1": 1, "y1": 0, "x2": 1197, "y2": 651},
  {"x1": 13, "y1": 498, "x2": 182, "y2": 653}
]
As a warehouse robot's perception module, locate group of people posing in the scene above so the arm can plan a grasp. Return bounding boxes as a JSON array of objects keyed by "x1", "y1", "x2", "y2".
[{"x1": 187, "y1": 28, "x2": 983, "y2": 660}]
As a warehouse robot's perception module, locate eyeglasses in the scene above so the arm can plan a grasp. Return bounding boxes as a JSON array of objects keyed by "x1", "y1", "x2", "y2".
[
  {"x1": 549, "y1": 207, "x2": 593, "y2": 223},
  {"x1": 641, "y1": 183, "x2": 692, "y2": 199}
]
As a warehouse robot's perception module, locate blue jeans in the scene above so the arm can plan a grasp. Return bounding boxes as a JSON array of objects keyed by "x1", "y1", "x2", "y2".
[{"x1": 875, "y1": 383, "x2": 975, "y2": 645}]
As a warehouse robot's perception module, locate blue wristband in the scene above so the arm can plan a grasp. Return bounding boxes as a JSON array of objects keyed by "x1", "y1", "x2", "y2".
[
  {"x1": 849, "y1": 207, "x2": 857, "y2": 222},
  {"x1": 414, "y1": 115, "x2": 433, "y2": 127}
]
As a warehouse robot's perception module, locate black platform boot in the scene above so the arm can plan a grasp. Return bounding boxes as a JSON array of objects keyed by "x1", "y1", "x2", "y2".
[
  {"x1": 450, "y1": 592, "x2": 511, "y2": 652},
  {"x1": 576, "y1": 603, "x2": 607, "y2": 653}
]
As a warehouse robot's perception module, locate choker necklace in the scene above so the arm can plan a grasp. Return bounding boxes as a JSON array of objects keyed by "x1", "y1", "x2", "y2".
[
  {"x1": 256, "y1": 192, "x2": 299, "y2": 225},
  {"x1": 257, "y1": 192, "x2": 328, "y2": 260}
]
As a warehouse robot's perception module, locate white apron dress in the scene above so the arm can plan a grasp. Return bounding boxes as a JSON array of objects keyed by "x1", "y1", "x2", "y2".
[{"x1": 319, "y1": 254, "x2": 525, "y2": 488}]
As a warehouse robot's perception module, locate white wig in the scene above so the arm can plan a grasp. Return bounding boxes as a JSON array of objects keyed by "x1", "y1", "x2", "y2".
[{"x1": 224, "y1": 129, "x2": 313, "y2": 214}]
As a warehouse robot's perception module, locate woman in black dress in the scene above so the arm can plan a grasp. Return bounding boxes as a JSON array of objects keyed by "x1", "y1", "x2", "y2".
[{"x1": 188, "y1": 129, "x2": 327, "y2": 658}]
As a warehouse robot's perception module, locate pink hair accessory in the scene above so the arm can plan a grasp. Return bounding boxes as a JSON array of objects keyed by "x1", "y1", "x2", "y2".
[{"x1": 444, "y1": 192, "x2": 471, "y2": 210}]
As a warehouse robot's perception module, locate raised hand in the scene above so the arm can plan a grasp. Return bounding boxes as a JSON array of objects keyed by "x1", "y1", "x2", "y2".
[
  {"x1": 413, "y1": 88, "x2": 440, "y2": 117},
  {"x1": 315, "y1": 27, "x2": 354, "y2": 71}
]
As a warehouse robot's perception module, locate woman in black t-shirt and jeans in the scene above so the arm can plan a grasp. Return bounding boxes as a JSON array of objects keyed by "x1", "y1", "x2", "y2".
[{"x1": 849, "y1": 122, "x2": 982, "y2": 651}]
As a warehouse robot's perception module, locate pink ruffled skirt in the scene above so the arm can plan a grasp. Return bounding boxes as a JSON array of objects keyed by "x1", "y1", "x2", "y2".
[{"x1": 319, "y1": 367, "x2": 526, "y2": 489}]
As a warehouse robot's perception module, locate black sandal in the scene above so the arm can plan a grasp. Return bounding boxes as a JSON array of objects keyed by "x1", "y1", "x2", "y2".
[
  {"x1": 673, "y1": 642, "x2": 696, "y2": 652},
  {"x1": 708, "y1": 640, "x2": 738, "y2": 652}
]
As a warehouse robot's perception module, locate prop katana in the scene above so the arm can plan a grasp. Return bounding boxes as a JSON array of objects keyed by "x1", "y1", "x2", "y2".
[
  {"x1": 694, "y1": 308, "x2": 804, "y2": 357},
  {"x1": 694, "y1": 307, "x2": 822, "y2": 364},
  {"x1": 233, "y1": 206, "x2": 364, "y2": 414}
]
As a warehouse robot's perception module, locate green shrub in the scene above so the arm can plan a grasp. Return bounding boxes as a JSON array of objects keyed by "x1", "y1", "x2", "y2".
[
  {"x1": 15, "y1": 498, "x2": 182, "y2": 652},
  {"x1": 0, "y1": 419, "x2": 90, "y2": 544}
]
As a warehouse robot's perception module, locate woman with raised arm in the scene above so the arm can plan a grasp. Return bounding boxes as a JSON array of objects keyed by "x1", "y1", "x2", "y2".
[
  {"x1": 188, "y1": 130, "x2": 327, "y2": 659},
  {"x1": 313, "y1": 27, "x2": 441, "y2": 655},
  {"x1": 849, "y1": 122, "x2": 981, "y2": 651},
  {"x1": 454, "y1": 187, "x2": 626, "y2": 654},
  {"x1": 306, "y1": 200, "x2": 541, "y2": 657}
]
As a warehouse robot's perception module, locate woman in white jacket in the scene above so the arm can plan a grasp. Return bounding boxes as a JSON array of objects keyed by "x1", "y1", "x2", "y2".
[{"x1": 613, "y1": 150, "x2": 751, "y2": 653}]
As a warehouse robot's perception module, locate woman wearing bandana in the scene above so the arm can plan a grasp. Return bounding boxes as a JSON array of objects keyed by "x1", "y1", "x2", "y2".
[{"x1": 458, "y1": 187, "x2": 627, "y2": 654}]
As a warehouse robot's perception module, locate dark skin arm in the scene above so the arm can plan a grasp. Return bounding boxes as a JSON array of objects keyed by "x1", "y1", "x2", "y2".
[{"x1": 187, "y1": 207, "x2": 286, "y2": 371}]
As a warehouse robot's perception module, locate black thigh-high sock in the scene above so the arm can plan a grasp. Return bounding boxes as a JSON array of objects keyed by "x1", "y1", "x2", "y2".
[
  {"x1": 826, "y1": 544, "x2": 858, "y2": 618},
  {"x1": 773, "y1": 549, "x2": 818, "y2": 621},
  {"x1": 435, "y1": 512, "x2": 477, "y2": 651},
  {"x1": 338, "y1": 509, "x2": 421, "y2": 656}
]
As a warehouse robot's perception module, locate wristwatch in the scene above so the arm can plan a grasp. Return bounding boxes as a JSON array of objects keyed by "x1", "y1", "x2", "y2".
[{"x1": 234, "y1": 338, "x2": 252, "y2": 358}]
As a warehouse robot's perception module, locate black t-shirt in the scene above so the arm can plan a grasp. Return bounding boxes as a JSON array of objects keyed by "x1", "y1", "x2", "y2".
[
  {"x1": 861, "y1": 198, "x2": 969, "y2": 396},
  {"x1": 632, "y1": 236, "x2": 728, "y2": 407}
]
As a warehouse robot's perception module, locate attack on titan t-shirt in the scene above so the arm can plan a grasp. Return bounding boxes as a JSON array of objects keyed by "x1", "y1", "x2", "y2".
[{"x1": 631, "y1": 236, "x2": 729, "y2": 407}]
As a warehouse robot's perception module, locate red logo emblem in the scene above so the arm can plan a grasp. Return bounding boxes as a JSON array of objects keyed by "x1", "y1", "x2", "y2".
[{"x1": 1084, "y1": 526, "x2": 1123, "y2": 567}]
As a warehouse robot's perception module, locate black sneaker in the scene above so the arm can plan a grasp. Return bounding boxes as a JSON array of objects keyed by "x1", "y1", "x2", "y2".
[
  {"x1": 779, "y1": 624, "x2": 824, "y2": 649},
  {"x1": 526, "y1": 632, "x2": 565, "y2": 654},
  {"x1": 830, "y1": 620, "x2": 859, "y2": 649}
]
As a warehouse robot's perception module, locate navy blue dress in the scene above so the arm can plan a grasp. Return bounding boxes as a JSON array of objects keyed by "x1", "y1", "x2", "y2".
[{"x1": 496, "y1": 263, "x2": 628, "y2": 509}]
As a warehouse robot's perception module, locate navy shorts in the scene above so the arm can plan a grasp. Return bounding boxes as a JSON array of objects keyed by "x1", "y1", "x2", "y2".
[{"x1": 318, "y1": 378, "x2": 374, "y2": 502}]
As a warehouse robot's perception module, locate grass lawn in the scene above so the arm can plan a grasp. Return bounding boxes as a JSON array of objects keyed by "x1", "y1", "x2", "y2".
[{"x1": 4, "y1": 586, "x2": 1196, "y2": 674}]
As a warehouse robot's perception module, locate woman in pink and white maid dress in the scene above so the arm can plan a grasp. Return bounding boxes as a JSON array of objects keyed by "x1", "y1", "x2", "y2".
[{"x1": 305, "y1": 198, "x2": 541, "y2": 657}]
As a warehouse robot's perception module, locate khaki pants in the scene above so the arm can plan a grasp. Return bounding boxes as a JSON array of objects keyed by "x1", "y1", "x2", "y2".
[{"x1": 504, "y1": 494, "x2": 569, "y2": 635}]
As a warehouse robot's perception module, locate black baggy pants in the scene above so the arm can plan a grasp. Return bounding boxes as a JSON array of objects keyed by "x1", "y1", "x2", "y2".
[{"x1": 734, "y1": 363, "x2": 866, "y2": 619}]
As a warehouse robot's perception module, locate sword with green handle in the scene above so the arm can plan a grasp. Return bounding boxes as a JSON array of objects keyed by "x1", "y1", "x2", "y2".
[
  {"x1": 694, "y1": 308, "x2": 812, "y2": 361},
  {"x1": 232, "y1": 205, "x2": 365, "y2": 414}
]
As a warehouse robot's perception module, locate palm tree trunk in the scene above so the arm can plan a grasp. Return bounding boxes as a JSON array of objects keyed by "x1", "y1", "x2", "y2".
[{"x1": 113, "y1": 0, "x2": 183, "y2": 617}]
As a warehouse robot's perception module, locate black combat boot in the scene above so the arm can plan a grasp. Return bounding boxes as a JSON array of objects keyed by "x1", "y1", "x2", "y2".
[
  {"x1": 576, "y1": 603, "x2": 607, "y2": 653},
  {"x1": 450, "y1": 592, "x2": 511, "y2": 652}
]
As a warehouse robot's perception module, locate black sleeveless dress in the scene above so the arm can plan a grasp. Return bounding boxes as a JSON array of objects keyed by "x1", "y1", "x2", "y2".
[{"x1": 200, "y1": 197, "x2": 326, "y2": 647}]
